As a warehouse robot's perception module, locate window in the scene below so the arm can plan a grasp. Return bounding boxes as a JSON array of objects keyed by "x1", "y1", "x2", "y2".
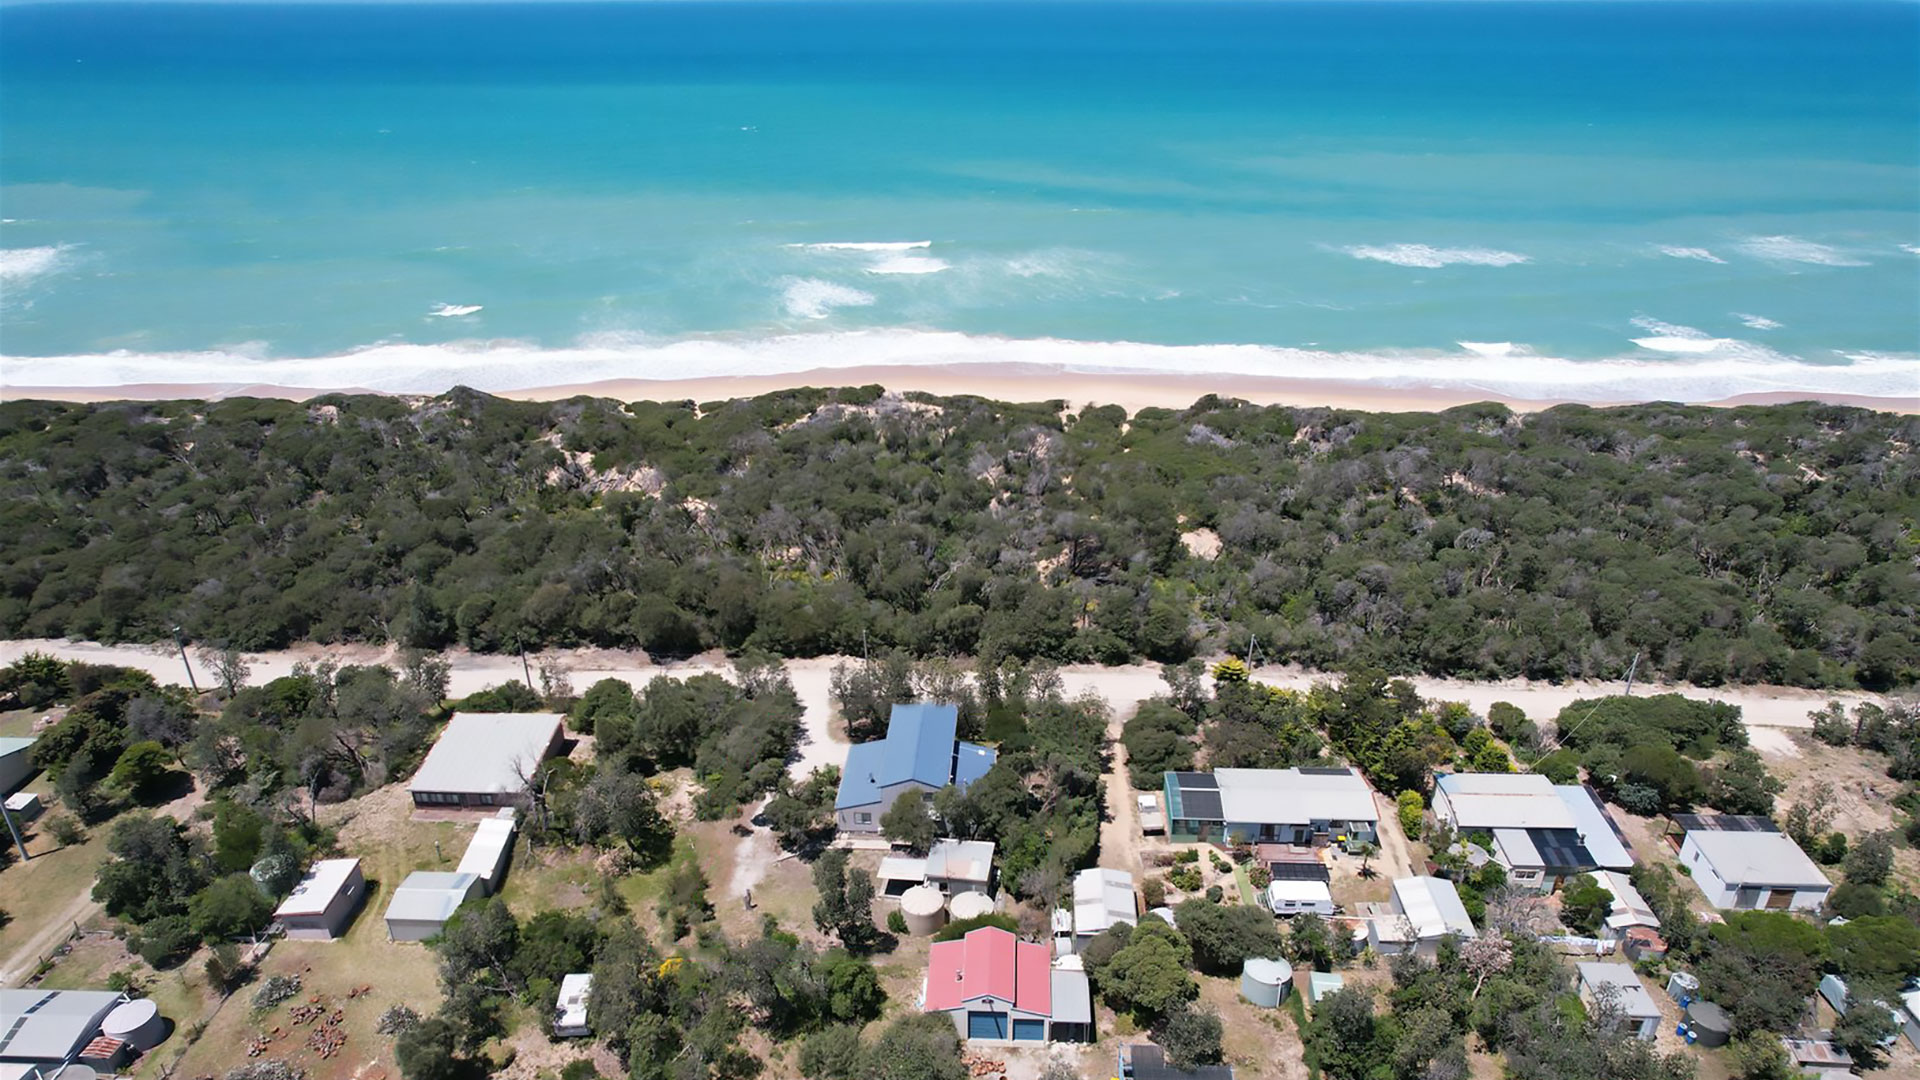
[{"x1": 856, "y1": 813, "x2": 872, "y2": 824}]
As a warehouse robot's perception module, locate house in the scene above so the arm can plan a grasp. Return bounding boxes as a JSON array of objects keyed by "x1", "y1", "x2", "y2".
[
  {"x1": 1369, "y1": 877, "x2": 1476, "y2": 958},
  {"x1": 923, "y1": 926, "x2": 1092, "y2": 1043},
  {"x1": 1118, "y1": 1043, "x2": 1235, "y2": 1080},
  {"x1": 1584, "y1": 870, "x2": 1660, "y2": 940},
  {"x1": 554, "y1": 973, "x2": 592, "y2": 1038},
  {"x1": 273, "y1": 858, "x2": 366, "y2": 940},
  {"x1": 1053, "y1": 868, "x2": 1136, "y2": 953},
  {"x1": 0, "y1": 989, "x2": 127, "y2": 1067},
  {"x1": 1264, "y1": 879, "x2": 1335, "y2": 917},
  {"x1": 1576, "y1": 962, "x2": 1661, "y2": 1040},
  {"x1": 878, "y1": 839, "x2": 996, "y2": 898},
  {"x1": 1900, "y1": 986, "x2": 1920, "y2": 1052},
  {"x1": 0, "y1": 737, "x2": 37, "y2": 795},
  {"x1": 384, "y1": 871, "x2": 483, "y2": 941},
  {"x1": 456, "y1": 810, "x2": 518, "y2": 895},
  {"x1": 1678, "y1": 829, "x2": 1830, "y2": 911},
  {"x1": 836, "y1": 704, "x2": 996, "y2": 833},
  {"x1": 409, "y1": 712, "x2": 564, "y2": 809},
  {"x1": 1162, "y1": 767, "x2": 1378, "y2": 848},
  {"x1": 1431, "y1": 774, "x2": 1632, "y2": 890}
]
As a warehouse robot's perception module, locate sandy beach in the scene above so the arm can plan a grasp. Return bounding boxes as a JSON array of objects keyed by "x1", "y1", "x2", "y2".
[{"x1": 3, "y1": 363, "x2": 1914, "y2": 415}]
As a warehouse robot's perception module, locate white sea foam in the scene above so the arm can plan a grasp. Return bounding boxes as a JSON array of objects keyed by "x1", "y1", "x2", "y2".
[
  {"x1": 781, "y1": 278, "x2": 876, "y2": 320},
  {"x1": 1902, "y1": 244, "x2": 1920, "y2": 255},
  {"x1": 1658, "y1": 246, "x2": 1727, "y2": 264},
  {"x1": 1341, "y1": 244, "x2": 1530, "y2": 269},
  {"x1": 0, "y1": 245, "x2": 67, "y2": 283},
  {"x1": 7, "y1": 328, "x2": 1914, "y2": 404},
  {"x1": 793, "y1": 241, "x2": 932, "y2": 253},
  {"x1": 430, "y1": 303, "x2": 483, "y2": 317},
  {"x1": 1735, "y1": 313, "x2": 1782, "y2": 330},
  {"x1": 1457, "y1": 342, "x2": 1518, "y2": 357},
  {"x1": 1735, "y1": 235, "x2": 1868, "y2": 267},
  {"x1": 864, "y1": 255, "x2": 950, "y2": 276}
]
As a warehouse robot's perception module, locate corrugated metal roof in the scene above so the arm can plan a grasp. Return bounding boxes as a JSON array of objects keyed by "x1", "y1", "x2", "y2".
[
  {"x1": 1072, "y1": 868, "x2": 1137, "y2": 936},
  {"x1": 1577, "y1": 962, "x2": 1661, "y2": 1019},
  {"x1": 274, "y1": 858, "x2": 361, "y2": 918},
  {"x1": 384, "y1": 871, "x2": 480, "y2": 924},
  {"x1": 922, "y1": 927, "x2": 1051, "y2": 1016},
  {"x1": 456, "y1": 815, "x2": 517, "y2": 881},
  {"x1": 0, "y1": 990, "x2": 124, "y2": 1064},
  {"x1": 925, "y1": 839, "x2": 994, "y2": 885},
  {"x1": 835, "y1": 704, "x2": 995, "y2": 810},
  {"x1": 1048, "y1": 968, "x2": 1091, "y2": 1024},
  {"x1": 0, "y1": 737, "x2": 37, "y2": 760},
  {"x1": 1554, "y1": 785, "x2": 1634, "y2": 869},
  {"x1": 1213, "y1": 767, "x2": 1377, "y2": 826},
  {"x1": 1390, "y1": 876, "x2": 1477, "y2": 941},
  {"x1": 408, "y1": 712, "x2": 561, "y2": 798},
  {"x1": 1686, "y1": 830, "x2": 1830, "y2": 889},
  {"x1": 1436, "y1": 773, "x2": 1574, "y2": 830}
]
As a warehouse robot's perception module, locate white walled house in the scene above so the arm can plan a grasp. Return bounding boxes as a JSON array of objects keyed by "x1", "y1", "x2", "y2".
[
  {"x1": 1678, "y1": 830, "x2": 1829, "y2": 911},
  {"x1": 273, "y1": 858, "x2": 366, "y2": 940}
]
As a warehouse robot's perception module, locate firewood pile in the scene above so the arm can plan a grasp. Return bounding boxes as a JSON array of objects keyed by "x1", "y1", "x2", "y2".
[
  {"x1": 304, "y1": 1012, "x2": 347, "y2": 1059},
  {"x1": 959, "y1": 1052, "x2": 1005, "y2": 1078}
]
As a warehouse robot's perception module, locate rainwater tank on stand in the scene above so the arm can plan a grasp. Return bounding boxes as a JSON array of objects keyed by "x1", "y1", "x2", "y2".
[
  {"x1": 899, "y1": 885, "x2": 947, "y2": 936},
  {"x1": 1240, "y1": 956, "x2": 1293, "y2": 1008}
]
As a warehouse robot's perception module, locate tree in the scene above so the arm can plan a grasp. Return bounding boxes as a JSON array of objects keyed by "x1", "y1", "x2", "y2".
[
  {"x1": 129, "y1": 914, "x2": 199, "y2": 968},
  {"x1": 1285, "y1": 911, "x2": 1336, "y2": 972},
  {"x1": 822, "y1": 950, "x2": 885, "y2": 1024},
  {"x1": 1305, "y1": 987, "x2": 1388, "y2": 1080},
  {"x1": 812, "y1": 849, "x2": 876, "y2": 948},
  {"x1": 1706, "y1": 748, "x2": 1782, "y2": 816},
  {"x1": 396, "y1": 1016, "x2": 467, "y2": 1080},
  {"x1": 862, "y1": 1014, "x2": 967, "y2": 1080},
  {"x1": 108, "y1": 740, "x2": 178, "y2": 801},
  {"x1": 1725, "y1": 1033, "x2": 1796, "y2": 1080},
  {"x1": 1099, "y1": 921, "x2": 1197, "y2": 1020},
  {"x1": 1827, "y1": 915, "x2": 1920, "y2": 988},
  {"x1": 569, "y1": 677, "x2": 635, "y2": 737},
  {"x1": 1842, "y1": 830, "x2": 1894, "y2": 887},
  {"x1": 1559, "y1": 877, "x2": 1613, "y2": 937},
  {"x1": 1699, "y1": 911, "x2": 1827, "y2": 1034},
  {"x1": 190, "y1": 873, "x2": 275, "y2": 941},
  {"x1": 1460, "y1": 929, "x2": 1514, "y2": 1000},
  {"x1": 800, "y1": 1026, "x2": 864, "y2": 1080},
  {"x1": 198, "y1": 646, "x2": 251, "y2": 697},
  {"x1": 1831, "y1": 994, "x2": 1899, "y2": 1070},
  {"x1": 1155, "y1": 1003, "x2": 1224, "y2": 1070},
  {"x1": 766, "y1": 766, "x2": 840, "y2": 851},
  {"x1": 1396, "y1": 790, "x2": 1424, "y2": 840},
  {"x1": 657, "y1": 861, "x2": 712, "y2": 940},
  {"x1": 881, "y1": 793, "x2": 936, "y2": 856},
  {"x1": 1173, "y1": 899, "x2": 1285, "y2": 975}
]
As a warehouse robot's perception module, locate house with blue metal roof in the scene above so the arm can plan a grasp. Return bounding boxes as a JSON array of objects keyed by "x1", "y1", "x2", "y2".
[{"x1": 836, "y1": 703, "x2": 996, "y2": 833}]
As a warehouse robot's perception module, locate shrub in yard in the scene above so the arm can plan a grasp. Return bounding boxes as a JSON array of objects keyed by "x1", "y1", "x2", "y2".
[
  {"x1": 1396, "y1": 790, "x2": 1424, "y2": 840},
  {"x1": 45, "y1": 814, "x2": 85, "y2": 847},
  {"x1": 1142, "y1": 876, "x2": 1167, "y2": 908},
  {"x1": 1248, "y1": 866, "x2": 1271, "y2": 890},
  {"x1": 1168, "y1": 866, "x2": 1202, "y2": 892},
  {"x1": 1204, "y1": 885, "x2": 1224, "y2": 904},
  {"x1": 1174, "y1": 849, "x2": 1199, "y2": 864},
  {"x1": 887, "y1": 909, "x2": 908, "y2": 935}
]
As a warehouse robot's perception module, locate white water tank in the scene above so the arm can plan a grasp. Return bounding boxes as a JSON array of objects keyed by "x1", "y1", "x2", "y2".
[
  {"x1": 102, "y1": 999, "x2": 165, "y2": 1050},
  {"x1": 947, "y1": 891, "x2": 996, "y2": 922},
  {"x1": 899, "y1": 885, "x2": 947, "y2": 936},
  {"x1": 1240, "y1": 956, "x2": 1292, "y2": 1008}
]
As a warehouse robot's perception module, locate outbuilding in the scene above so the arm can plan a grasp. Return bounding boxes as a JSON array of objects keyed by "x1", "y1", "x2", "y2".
[
  {"x1": 456, "y1": 810, "x2": 518, "y2": 895},
  {"x1": 1264, "y1": 879, "x2": 1335, "y2": 917},
  {"x1": 0, "y1": 990, "x2": 127, "y2": 1069},
  {"x1": 273, "y1": 858, "x2": 366, "y2": 940},
  {"x1": 384, "y1": 871, "x2": 483, "y2": 941},
  {"x1": 409, "y1": 712, "x2": 564, "y2": 809},
  {"x1": 0, "y1": 738, "x2": 38, "y2": 796},
  {"x1": 1374, "y1": 876, "x2": 1476, "y2": 959},
  {"x1": 1576, "y1": 962, "x2": 1661, "y2": 1040},
  {"x1": 1678, "y1": 828, "x2": 1830, "y2": 911}
]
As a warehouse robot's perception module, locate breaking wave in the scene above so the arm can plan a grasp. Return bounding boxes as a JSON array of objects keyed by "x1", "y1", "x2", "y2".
[{"x1": 1340, "y1": 244, "x2": 1530, "y2": 268}]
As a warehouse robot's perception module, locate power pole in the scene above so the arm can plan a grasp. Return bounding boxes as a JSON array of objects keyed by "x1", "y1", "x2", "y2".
[
  {"x1": 173, "y1": 626, "x2": 199, "y2": 694},
  {"x1": 1623, "y1": 652, "x2": 1641, "y2": 697},
  {"x1": 0, "y1": 800, "x2": 27, "y2": 862}
]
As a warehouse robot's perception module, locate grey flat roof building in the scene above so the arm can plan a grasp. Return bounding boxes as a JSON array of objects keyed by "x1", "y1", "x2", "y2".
[
  {"x1": 409, "y1": 712, "x2": 563, "y2": 806},
  {"x1": 0, "y1": 989, "x2": 125, "y2": 1065}
]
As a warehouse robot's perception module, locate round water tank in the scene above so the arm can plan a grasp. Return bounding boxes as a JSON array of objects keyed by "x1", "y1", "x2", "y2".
[
  {"x1": 1685, "y1": 1000, "x2": 1731, "y2": 1048},
  {"x1": 899, "y1": 886, "x2": 948, "y2": 936},
  {"x1": 1147, "y1": 906, "x2": 1178, "y2": 928},
  {"x1": 1664, "y1": 971, "x2": 1699, "y2": 1002},
  {"x1": 947, "y1": 891, "x2": 996, "y2": 922},
  {"x1": 102, "y1": 999, "x2": 165, "y2": 1051},
  {"x1": 53, "y1": 1066, "x2": 97, "y2": 1080},
  {"x1": 1239, "y1": 956, "x2": 1292, "y2": 1008}
]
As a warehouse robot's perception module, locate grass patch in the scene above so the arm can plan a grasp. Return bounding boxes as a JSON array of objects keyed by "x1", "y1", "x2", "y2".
[
  {"x1": 1232, "y1": 863, "x2": 1256, "y2": 905},
  {"x1": 0, "y1": 820, "x2": 113, "y2": 959}
]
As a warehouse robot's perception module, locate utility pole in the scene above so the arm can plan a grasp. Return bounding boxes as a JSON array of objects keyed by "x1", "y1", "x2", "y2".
[
  {"x1": 0, "y1": 800, "x2": 27, "y2": 862},
  {"x1": 1623, "y1": 652, "x2": 1641, "y2": 697},
  {"x1": 173, "y1": 626, "x2": 199, "y2": 694},
  {"x1": 520, "y1": 648, "x2": 533, "y2": 689}
]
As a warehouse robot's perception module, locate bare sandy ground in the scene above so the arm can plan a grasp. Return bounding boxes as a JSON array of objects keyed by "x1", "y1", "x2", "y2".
[
  {"x1": 0, "y1": 638, "x2": 1881, "y2": 736},
  {"x1": 5, "y1": 364, "x2": 1915, "y2": 414}
]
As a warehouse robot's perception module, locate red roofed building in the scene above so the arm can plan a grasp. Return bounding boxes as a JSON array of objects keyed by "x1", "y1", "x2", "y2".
[{"x1": 922, "y1": 926, "x2": 1092, "y2": 1043}]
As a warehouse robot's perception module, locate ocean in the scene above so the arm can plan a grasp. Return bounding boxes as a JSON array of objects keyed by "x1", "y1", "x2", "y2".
[{"x1": 2, "y1": 0, "x2": 1917, "y2": 400}]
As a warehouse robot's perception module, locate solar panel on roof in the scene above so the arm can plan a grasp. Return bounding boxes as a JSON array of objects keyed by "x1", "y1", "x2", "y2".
[
  {"x1": 1266, "y1": 862, "x2": 1332, "y2": 883},
  {"x1": 1180, "y1": 789, "x2": 1224, "y2": 820},
  {"x1": 1298, "y1": 766, "x2": 1353, "y2": 776},
  {"x1": 1526, "y1": 828, "x2": 1595, "y2": 871},
  {"x1": 1672, "y1": 813, "x2": 1778, "y2": 834},
  {"x1": 1172, "y1": 772, "x2": 1218, "y2": 790}
]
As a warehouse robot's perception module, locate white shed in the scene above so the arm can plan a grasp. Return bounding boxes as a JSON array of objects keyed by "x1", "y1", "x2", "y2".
[
  {"x1": 1577, "y1": 962, "x2": 1661, "y2": 1041},
  {"x1": 1678, "y1": 830, "x2": 1830, "y2": 911},
  {"x1": 273, "y1": 858, "x2": 366, "y2": 940},
  {"x1": 456, "y1": 811, "x2": 518, "y2": 895},
  {"x1": 384, "y1": 871, "x2": 483, "y2": 941}
]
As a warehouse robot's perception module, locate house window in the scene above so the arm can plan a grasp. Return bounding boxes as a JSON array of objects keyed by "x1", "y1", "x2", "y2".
[{"x1": 856, "y1": 813, "x2": 872, "y2": 824}]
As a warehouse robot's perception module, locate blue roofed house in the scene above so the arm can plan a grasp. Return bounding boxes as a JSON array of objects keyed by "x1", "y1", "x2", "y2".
[{"x1": 836, "y1": 704, "x2": 996, "y2": 833}]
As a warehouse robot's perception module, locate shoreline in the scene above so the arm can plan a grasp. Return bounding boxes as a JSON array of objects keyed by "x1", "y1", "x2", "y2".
[{"x1": 3, "y1": 363, "x2": 1915, "y2": 414}]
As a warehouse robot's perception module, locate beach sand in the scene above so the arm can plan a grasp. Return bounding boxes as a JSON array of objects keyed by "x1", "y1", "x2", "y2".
[{"x1": 3, "y1": 364, "x2": 1914, "y2": 414}]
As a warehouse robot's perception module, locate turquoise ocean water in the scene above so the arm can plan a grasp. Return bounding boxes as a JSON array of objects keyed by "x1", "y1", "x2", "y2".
[{"x1": 2, "y1": 1, "x2": 1917, "y2": 399}]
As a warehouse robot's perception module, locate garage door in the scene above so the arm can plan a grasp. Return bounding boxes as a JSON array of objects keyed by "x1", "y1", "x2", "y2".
[
  {"x1": 967, "y1": 1012, "x2": 1009, "y2": 1039},
  {"x1": 1012, "y1": 1019, "x2": 1045, "y2": 1041}
]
